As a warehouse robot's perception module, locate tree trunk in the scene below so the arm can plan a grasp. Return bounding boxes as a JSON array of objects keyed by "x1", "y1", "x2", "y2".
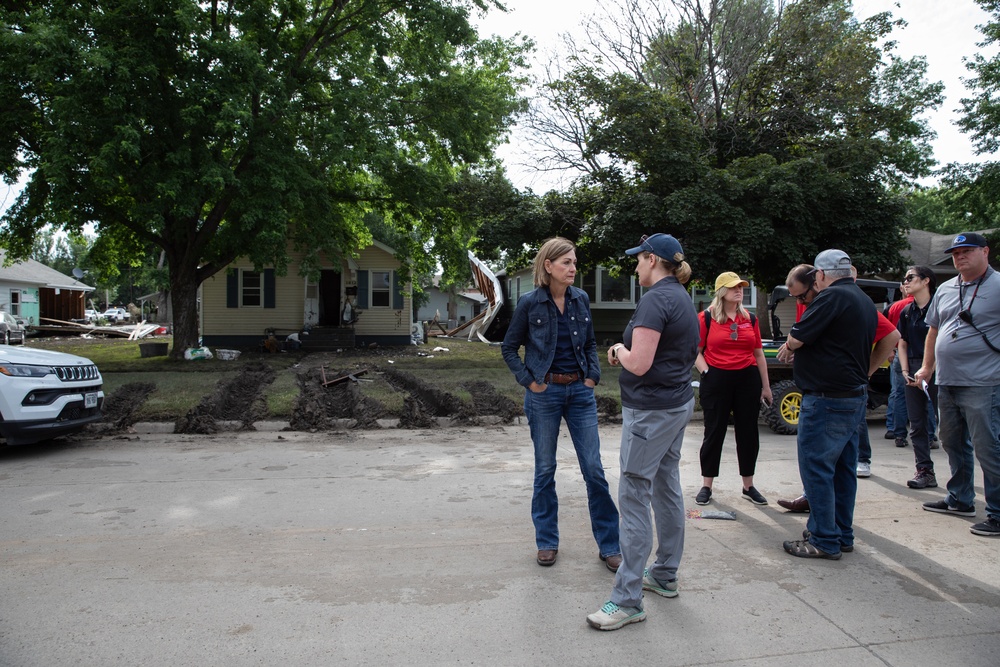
[{"x1": 168, "y1": 264, "x2": 202, "y2": 360}]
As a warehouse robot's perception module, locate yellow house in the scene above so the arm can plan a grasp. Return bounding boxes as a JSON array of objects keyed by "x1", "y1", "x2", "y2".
[{"x1": 200, "y1": 240, "x2": 413, "y2": 349}]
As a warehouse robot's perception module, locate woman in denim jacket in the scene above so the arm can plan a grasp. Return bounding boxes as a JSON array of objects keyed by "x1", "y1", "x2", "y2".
[{"x1": 502, "y1": 237, "x2": 621, "y2": 571}]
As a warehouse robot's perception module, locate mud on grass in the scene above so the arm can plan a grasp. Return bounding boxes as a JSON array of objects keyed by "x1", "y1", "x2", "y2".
[{"x1": 93, "y1": 349, "x2": 619, "y2": 433}]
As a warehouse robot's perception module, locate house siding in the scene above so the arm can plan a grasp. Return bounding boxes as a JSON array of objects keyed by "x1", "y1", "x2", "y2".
[{"x1": 202, "y1": 244, "x2": 412, "y2": 348}]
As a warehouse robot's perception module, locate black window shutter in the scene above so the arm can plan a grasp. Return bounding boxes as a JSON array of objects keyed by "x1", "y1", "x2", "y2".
[
  {"x1": 226, "y1": 269, "x2": 238, "y2": 308},
  {"x1": 264, "y1": 269, "x2": 276, "y2": 308},
  {"x1": 357, "y1": 271, "x2": 369, "y2": 308}
]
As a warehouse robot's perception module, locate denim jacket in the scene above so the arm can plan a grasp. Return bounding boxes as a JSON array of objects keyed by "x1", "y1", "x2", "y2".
[{"x1": 501, "y1": 285, "x2": 601, "y2": 388}]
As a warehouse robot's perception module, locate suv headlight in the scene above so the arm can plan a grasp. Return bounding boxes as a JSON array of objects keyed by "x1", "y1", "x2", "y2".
[{"x1": 0, "y1": 364, "x2": 53, "y2": 378}]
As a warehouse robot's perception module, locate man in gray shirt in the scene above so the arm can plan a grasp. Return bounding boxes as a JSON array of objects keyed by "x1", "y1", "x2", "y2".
[{"x1": 915, "y1": 232, "x2": 1000, "y2": 537}]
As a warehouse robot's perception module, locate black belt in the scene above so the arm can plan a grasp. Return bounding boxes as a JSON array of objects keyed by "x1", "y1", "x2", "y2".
[
  {"x1": 802, "y1": 388, "x2": 866, "y2": 398},
  {"x1": 544, "y1": 372, "x2": 580, "y2": 385}
]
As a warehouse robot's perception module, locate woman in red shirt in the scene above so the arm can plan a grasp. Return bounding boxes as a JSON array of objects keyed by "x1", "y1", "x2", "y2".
[{"x1": 694, "y1": 272, "x2": 772, "y2": 506}]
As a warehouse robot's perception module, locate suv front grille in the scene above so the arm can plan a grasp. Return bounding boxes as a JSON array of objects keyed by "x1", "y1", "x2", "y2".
[{"x1": 53, "y1": 365, "x2": 101, "y2": 381}]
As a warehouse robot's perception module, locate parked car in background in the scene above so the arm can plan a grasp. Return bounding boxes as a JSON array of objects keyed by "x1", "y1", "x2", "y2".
[
  {"x1": 101, "y1": 307, "x2": 129, "y2": 323},
  {"x1": 0, "y1": 346, "x2": 103, "y2": 445},
  {"x1": 85, "y1": 309, "x2": 98, "y2": 322},
  {"x1": 0, "y1": 312, "x2": 25, "y2": 345}
]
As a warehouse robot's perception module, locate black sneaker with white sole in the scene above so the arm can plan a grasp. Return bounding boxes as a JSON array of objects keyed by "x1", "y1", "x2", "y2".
[
  {"x1": 922, "y1": 499, "x2": 975, "y2": 517},
  {"x1": 695, "y1": 486, "x2": 712, "y2": 505},
  {"x1": 970, "y1": 517, "x2": 1000, "y2": 537},
  {"x1": 742, "y1": 486, "x2": 768, "y2": 505}
]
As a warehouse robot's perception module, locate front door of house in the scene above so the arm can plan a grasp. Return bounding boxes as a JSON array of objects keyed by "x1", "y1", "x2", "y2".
[{"x1": 318, "y1": 270, "x2": 341, "y2": 326}]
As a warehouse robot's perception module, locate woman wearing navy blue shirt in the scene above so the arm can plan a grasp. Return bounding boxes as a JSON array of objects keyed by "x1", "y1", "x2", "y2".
[
  {"x1": 897, "y1": 266, "x2": 939, "y2": 489},
  {"x1": 501, "y1": 237, "x2": 621, "y2": 570}
]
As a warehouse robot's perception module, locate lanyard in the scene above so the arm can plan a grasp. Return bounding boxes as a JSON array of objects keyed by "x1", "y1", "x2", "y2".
[{"x1": 959, "y1": 271, "x2": 987, "y2": 313}]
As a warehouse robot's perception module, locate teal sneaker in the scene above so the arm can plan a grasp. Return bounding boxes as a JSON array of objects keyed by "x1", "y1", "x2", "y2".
[
  {"x1": 642, "y1": 568, "x2": 679, "y2": 598},
  {"x1": 586, "y1": 601, "x2": 646, "y2": 630}
]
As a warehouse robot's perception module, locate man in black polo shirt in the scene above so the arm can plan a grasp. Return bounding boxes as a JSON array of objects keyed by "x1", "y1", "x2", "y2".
[{"x1": 775, "y1": 249, "x2": 879, "y2": 559}]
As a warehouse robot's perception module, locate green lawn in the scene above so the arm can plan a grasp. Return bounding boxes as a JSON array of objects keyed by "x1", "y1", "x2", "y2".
[
  {"x1": 20, "y1": 335, "x2": 704, "y2": 422},
  {"x1": 20, "y1": 335, "x2": 639, "y2": 421}
]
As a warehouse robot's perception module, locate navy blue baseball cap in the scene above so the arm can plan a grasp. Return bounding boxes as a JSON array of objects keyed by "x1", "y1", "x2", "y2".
[
  {"x1": 945, "y1": 232, "x2": 988, "y2": 253},
  {"x1": 625, "y1": 233, "x2": 684, "y2": 260}
]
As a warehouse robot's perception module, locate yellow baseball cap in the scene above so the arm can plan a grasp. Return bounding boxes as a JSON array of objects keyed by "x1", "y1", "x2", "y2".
[{"x1": 715, "y1": 271, "x2": 749, "y2": 290}]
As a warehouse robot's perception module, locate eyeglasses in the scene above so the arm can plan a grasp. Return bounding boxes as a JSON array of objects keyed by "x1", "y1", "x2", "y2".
[
  {"x1": 789, "y1": 286, "x2": 813, "y2": 303},
  {"x1": 730, "y1": 322, "x2": 738, "y2": 340},
  {"x1": 902, "y1": 274, "x2": 920, "y2": 283}
]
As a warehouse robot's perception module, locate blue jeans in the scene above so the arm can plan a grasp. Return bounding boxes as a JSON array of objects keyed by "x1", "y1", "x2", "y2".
[
  {"x1": 857, "y1": 418, "x2": 872, "y2": 464},
  {"x1": 524, "y1": 381, "x2": 620, "y2": 556},
  {"x1": 886, "y1": 356, "x2": 908, "y2": 438},
  {"x1": 798, "y1": 393, "x2": 866, "y2": 554},
  {"x1": 937, "y1": 385, "x2": 1000, "y2": 520}
]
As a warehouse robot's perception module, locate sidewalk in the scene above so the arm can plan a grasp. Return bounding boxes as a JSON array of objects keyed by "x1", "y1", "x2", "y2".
[{"x1": 0, "y1": 420, "x2": 997, "y2": 665}]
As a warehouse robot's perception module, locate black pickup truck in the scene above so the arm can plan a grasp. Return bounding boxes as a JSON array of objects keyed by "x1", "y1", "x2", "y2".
[{"x1": 760, "y1": 278, "x2": 903, "y2": 434}]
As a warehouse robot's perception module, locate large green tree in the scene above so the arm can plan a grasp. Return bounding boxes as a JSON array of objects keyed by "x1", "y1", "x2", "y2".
[
  {"x1": 516, "y1": 0, "x2": 942, "y2": 286},
  {"x1": 0, "y1": 0, "x2": 527, "y2": 356}
]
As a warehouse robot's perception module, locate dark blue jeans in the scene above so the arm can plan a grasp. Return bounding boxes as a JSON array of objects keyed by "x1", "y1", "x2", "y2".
[
  {"x1": 798, "y1": 393, "x2": 867, "y2": 554},
  {"x1": 524, "y1": 381, "x2": 620, "y2": 556}
]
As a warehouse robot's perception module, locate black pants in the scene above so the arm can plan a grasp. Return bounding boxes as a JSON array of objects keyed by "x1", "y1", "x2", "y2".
[
  {"x1": 699, "y1": 365, "x2": 762, "y2": 478},
  {"x1": 904, "y1": 375, "x2": 938, "y2": 471}
]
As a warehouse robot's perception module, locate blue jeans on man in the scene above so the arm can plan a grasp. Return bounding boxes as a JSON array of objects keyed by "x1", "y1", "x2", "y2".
[
  {"x1": 886, "y1": 356, "x2": 908, "y2": 438},
  {"x1": 524, "y1": 381, "x2": 620, "y2": 557},
  {"x1": 797, "y1": 393, "x2": 867, "y2": 554},
  {"x1": 937, "y1": 385, "x2": 1000, "y2": 521}
]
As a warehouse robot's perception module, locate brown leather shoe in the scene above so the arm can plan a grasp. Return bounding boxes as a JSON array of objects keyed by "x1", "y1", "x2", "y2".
[
  {"x1": 776, "y1": 495, "x2": 810, "y2": 513},
  {"x1": 602, "y1": 553, "x2": 623, "y2": 572},
  {"x1": 537, "y1": 549, "x2": 558, "y2": 566}
]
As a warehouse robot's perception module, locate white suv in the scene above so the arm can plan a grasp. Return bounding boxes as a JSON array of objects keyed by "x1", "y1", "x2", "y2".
[{"x1": 0, "y1": 346, "x2": 104, "y2": 445}]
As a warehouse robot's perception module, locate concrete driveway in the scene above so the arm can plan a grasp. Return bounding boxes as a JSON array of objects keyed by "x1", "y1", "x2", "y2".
[{"x1": 1, "y1": 420, "x2": 998, "y2": 666}]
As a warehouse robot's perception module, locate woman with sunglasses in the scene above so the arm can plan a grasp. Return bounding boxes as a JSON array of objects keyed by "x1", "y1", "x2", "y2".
[
  {"x1": 692, "y1": 272, "x2": 772, "y2": 506},
  {"x1": 897, "y1": 266, "x2": 939, "y2": 489}
]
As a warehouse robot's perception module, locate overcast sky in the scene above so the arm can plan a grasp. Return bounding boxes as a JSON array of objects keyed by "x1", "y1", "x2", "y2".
[{"x1": 476, "y1": 0, "x2": 994, "y2": 192}]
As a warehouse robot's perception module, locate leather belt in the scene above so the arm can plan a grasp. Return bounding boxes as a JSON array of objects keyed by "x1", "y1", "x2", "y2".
[
  {"x1": 544, "y1": 372, "x2": 580, "y2": 385},
  {"x1": 802, "y1": 388, "x2": 865, "y2": 398}
]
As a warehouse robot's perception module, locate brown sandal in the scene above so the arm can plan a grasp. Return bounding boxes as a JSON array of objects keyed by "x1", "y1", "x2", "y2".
[{"x1": 783, "y1": 539, "x2": 841, "y2": 560}]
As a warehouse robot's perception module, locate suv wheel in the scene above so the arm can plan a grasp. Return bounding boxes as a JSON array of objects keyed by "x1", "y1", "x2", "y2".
[
  {"x1": 764, "y1": 379, "x2": 801, "y2": 435},
  {"x1": 3, "y1": 330, "x2": 8, "y2": 345}
]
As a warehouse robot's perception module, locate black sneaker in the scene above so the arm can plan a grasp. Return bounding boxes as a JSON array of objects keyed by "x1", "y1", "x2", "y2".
[
  {"x1": 742, "y1": 486, "x2": 768, "y2": 505},
  {"x1": 929, "y1": 438, "x2": 940, "y2": 450},
  {"x1": 907, "y1": 469, "x2": 937, "y2": 489},
  {"x1": 922, "y1": 499, "x2": 975, "y2": 517},
  {"x1": 970, "y1": 517, "x2": 1000, "y2": 537},
  {"x1": 895, "y1": 437, "x2": 909, "y2": 448},
  {"x1": 695, "y1": 486, "x2": 712, "y2": 505},
  {"x1": 883, "y1": 430, "x2": 895, "y2": 440}
]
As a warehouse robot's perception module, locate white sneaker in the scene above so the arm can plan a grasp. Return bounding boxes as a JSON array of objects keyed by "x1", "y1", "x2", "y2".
[
  {"x1": 856, "y1": 462, "x2": 871, "y2": 478},
  {"x1": 586, "y1": 601, "x2": 646, "y2": 630}
]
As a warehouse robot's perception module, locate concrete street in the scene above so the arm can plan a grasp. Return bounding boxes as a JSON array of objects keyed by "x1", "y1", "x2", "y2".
[{"x1": 1, "y1": 419, "x2": 998, "y2": 666}]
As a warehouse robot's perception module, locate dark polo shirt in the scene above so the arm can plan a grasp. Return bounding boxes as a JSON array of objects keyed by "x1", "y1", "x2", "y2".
[
  {"x1": 619, "y1": 276, "x2": 700, "y2": 410},
  {"x1": 788, "y1": 277, "x2": 876, "y2": 393}
]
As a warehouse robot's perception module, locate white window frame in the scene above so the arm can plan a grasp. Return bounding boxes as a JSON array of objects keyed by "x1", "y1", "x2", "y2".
[
  {"x1": 241, "y1": 270, "x2": 262, "y2": 307},
  {"x1": 576, "y1": 266, "x2": 642, "y2": 309},
  {"x1": 370, "y1": 270, "x2": 392, "y2": 309},
  {"x1": 9, "y1": 289, "x2": 20, "y2": 316}
]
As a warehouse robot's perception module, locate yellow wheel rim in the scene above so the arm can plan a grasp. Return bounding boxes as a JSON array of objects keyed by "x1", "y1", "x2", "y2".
[{"x1": 780, "y1": 392, "x2": 801, "y2": 426}]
